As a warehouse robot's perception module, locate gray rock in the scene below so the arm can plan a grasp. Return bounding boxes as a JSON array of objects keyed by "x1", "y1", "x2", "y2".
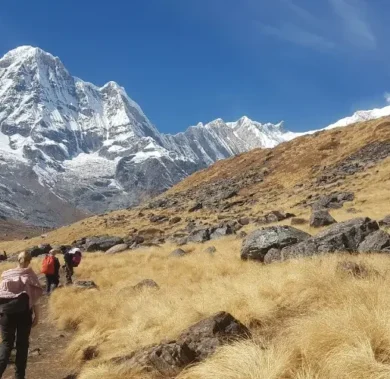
[
  {"x1": 105, "y1": 244, "x2": 129, "y2": 255},
  {"x1": 133, "y1": 279, "x2": 160, "y2": 290},
  {"x1": 110, "y1": 312, "x2": 250, "y2": 377},
  {"x1": 170, "y1": 216, "x2": 182, "y2": 225},
  {"x1": 188, "y1": 203, "x2": 203, "y2": 212},
  {"x1": 75, "y1": 281, "x2": 98, "y2": 290},
  {"x1": 358, "y1": 230, "x2": 390, "y2": 253},
  {"x1": 379, "y1": 215, "x2": 390, "y2": 227},
  {"x1": 187, "y1": 229, "x2": 210, "y2": 243},
  {"x1": 85, "y1": 236, "x2": 124, "y2": 252},
  {"x1": 204, "y1": 246, "x2": 217, "y2": 255},
  {"x1": 241, "y1": 226, "x2": 311, "y2": 262},
  {"x1": 238, "y1": 217, "x2": 250, "y2": 226},
  {"x1": 313, "y1": 192, "x2": 354, "y2": 210},
  {"x1": 279, "y1": 217, "x2": 380, "y2": 262},
  {"x1": 26, "y1": 244, "x2": 52, "y2": 258},
  {"x1": 209, "y1": 225, "x2": 234, "y2": 240},
  {"x1": 309, "y1": 209, "x2": 337, "y2": 228},
  {"x1": 170, "y1": 248, "x2": 188, "y2": 257}
]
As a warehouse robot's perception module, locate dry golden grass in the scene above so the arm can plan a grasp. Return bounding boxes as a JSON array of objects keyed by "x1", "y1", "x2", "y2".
[{"x1": 40, "y1": 235, "x2": 390, "y2": 379}]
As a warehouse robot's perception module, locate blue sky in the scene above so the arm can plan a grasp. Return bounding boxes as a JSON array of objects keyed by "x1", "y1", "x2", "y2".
[{"x1": 0, "y1": 0, "x2": 389, "y2": 133}]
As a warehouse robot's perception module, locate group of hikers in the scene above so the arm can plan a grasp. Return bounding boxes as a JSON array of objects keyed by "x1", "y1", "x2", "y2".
[{"x1": 0, "y1": 246, "x2": 83, "y2": 378}]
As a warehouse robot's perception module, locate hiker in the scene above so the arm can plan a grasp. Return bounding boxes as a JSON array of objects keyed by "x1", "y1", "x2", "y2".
[
  {"x1": 41, "y1": 248, "x2": 60, "y2": 294},
  {"x1": 0, "y1": 251, "x2": 43, "y2": 379},
  {"x1": 63, "y1": 247, "x2": 82, "y2": 285}
]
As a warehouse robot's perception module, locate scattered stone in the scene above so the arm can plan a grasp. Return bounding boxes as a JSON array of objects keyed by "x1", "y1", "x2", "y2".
[
  {"x1": 105, "y1": 244, "x2": 129, "y2": 255},
  {"x1": 238, "y1": 217, "x2": 250, "y2": 226},
  {"x1": 209, "y1": 225, "x2": 234, "y2": 240},
  {"x1": 170, "y1": 248, "x2": 188, "y2": 257},
  {"x1": 309, "y1": 209, "x2": 337, "y2": 228},
  {"x1": 263, "y1": 248, "x2": 282, "y2": 264},
  {"x1": 358, "y1": 230, "x2": 390, "y2": 253},
  {"x1": 238, "y1": 231, "x2": 247, "y2": 239},
  {"x1": 336, "y1": 261, "x2": 370, "y2": 279},
  {"x1": 133, "y1": 279, "x2": 160, "y2": 290},
  {"x1": 290, "y1": 217, "x2": 307, "y2": 225},
  {"x1": 74, "y1": 281, "x2": 98, "y2": 290},
  {"x1": 150, "y1": 215, "x2": 169, "y2": 223},
  {"x1": 187, "y1": 229, "x2": 210, "y2": 243},
  {"x1": 85, "y1": 236, "x2": 124, "y2": 252},
  {"x1": 188, "y1": 203, "x2": 203, "y2": 212},
  {"x1": 170, "y1": 216, "x2": 182, "y2": 225},
  {"x1": 312, "y1": 192, "x2": 354, "y2": 210},
  {"x1": 204, "y1": 246, "x2": 217, "y2": 255},
  {"x1": 241, "y1": 226, "x2": 311, "y2": 262}
]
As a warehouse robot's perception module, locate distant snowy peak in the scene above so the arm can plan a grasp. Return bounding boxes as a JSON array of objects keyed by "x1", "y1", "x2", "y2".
[{"x1": 325, "y1": 105, "x2": 390, "y2": 131}]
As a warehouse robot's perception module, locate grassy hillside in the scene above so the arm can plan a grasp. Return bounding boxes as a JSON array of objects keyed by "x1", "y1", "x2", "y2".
[
  {"x1": 45, "y1": 241, "x2": 390, "y2": 379},
  {"x1": 2, "y1": 117, "x2": 390, "y2": 378}
]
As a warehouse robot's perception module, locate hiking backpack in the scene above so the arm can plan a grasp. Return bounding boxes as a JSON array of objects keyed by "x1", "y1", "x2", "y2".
[
  {"x1": 72, "y1": 252, "x2": 82, "y2": 267},
  {"x1": 41, "y1": 255, "x2": 55, "y2": 275}
]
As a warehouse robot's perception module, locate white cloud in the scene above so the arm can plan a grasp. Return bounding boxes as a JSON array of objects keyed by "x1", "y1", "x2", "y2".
[
  {"x1": 258, "y1": 22, "x2": 335, "y2": 51},
  {"x1": 329, "y1": 0, "x2": 376, "y2": 49},
  {"x1": 384, "y1": 92, "x2": 390, "y2": 104}
]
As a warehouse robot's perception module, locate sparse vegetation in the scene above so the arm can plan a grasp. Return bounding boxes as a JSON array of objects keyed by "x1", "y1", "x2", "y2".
[{"x1": 41, "y1": 236, "x2": 390, "y2": 378}]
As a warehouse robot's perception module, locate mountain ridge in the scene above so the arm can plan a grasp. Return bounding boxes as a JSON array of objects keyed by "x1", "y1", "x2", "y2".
[{"x1": 1, "y1": 45, "x2": 389, "y2": 227}]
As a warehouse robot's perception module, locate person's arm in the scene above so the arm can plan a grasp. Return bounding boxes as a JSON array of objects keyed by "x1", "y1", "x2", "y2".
[{"x1": 32, "y1": 304, "x2": 40, "y2": 328}]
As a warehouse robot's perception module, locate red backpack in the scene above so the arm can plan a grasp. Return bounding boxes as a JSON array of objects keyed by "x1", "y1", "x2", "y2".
[{"x1": 41, "y1": 255, "x2": 55, "y2": 275}]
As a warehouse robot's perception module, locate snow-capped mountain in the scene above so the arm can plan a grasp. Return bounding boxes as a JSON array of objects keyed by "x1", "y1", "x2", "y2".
[
  {"x1": 0, "y1": 46, "x2": 387, "y2": 226},
  {"x1": 0, "y1": 46, "x2": 298, "y2": 226}
]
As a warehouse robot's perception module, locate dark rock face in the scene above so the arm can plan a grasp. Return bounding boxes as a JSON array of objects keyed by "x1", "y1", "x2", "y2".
[
  {"x1": 84, "y1": 236, "x2": 124, "y2": 252},
  {"x1": 241, "y1": 226, "x2": 311, "y2": 262},
  {"x1": 133, "y1": 279, "x2": 160, "y2": 290},
  {"x1": 111, "y1": 312, "x2": 250, "y2": 377},
  {"x1": 170, "y1": 248, "x2": 188, "y2": 257},
  {"x1": 309, "y1": 209, "x2": 337, "y2": 228},
  {"x1": 257, "y1": 211, "x2": 296, "y2": 225},
  {"x1": 105, "y1": 244, "x2": 129, "y2": 255},
  {"x1": 358, "y1": 230, "x2": 390, "y2": 253}
]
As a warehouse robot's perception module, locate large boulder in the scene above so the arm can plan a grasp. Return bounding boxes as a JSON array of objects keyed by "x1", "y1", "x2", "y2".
[
  {"x1": 309, "y1": 209, "x2": 337, "y2": 228},
  {"x1": 241, "y1": 226, "x2": 311, "y2": 262},
  {"x1": 105, "y1": 244, "x2": 129, "y2": 255},
  {"x1": 85, "y1": 236, "x2": 124, "y2": 252},
  {"x1": 111, "y1": 312, "x2": 249, "y2": 377},
  {"x1": 276, "y1": 217, "x2": 379, "y2": 262},
  {"x1": 358, "y1": 230, "x2": 390, "y2": 253},
  {"x1": 26, "y1": 244, "x2": 52, "y2": 257}
]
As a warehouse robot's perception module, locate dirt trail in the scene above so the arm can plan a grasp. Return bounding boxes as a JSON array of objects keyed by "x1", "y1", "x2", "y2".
[{"x1": 4, "y1": 294, "x2": 72, "y2": 379}]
